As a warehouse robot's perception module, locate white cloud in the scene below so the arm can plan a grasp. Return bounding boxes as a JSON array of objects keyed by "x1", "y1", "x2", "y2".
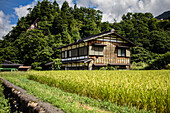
[
  {"x1": 13, "y1": 0, "x2": 170, "y2": 23},
  {"x1": 14, "y1": 0, "x2": 75, "y2": 19},
  {"x1": 76, "y1": 0, "x2": 170, "y2": 22},
  {"x1": 0, "y1": 10, "x2": 16, "y2": 40},
  {"x1": 53, "y1": 0, "x2": 74, "y2": 7},
  {"x1": 14, "y1": 1, "x2": 37, "y2": 19}
]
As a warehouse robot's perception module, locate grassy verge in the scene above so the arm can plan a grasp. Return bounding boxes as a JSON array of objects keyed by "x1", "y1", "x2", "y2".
[
  {"x1": 0, "y1": 72, "x2": 148, "y2": 113},
  {"x1": 0, "y1": 79, "x2": 10, "y2": 113}
]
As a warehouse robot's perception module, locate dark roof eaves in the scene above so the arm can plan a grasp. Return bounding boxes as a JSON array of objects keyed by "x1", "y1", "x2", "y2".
[
  {"x1": 57, "y1": 31, "x2": 112, "y2": 49},
  {"x1": 78, "y1": 30, "x2": 111, "y2": 42},
  {"x1": 57, "y1": 29, "x2": 137, "y2": 49}
]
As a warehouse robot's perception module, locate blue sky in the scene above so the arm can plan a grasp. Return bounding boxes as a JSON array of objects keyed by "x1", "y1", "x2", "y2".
[
  {"x1": 0, "y1": 0, "x2": 34, "y2": 25},
  {"x1": 0, "y1": 0, "x2": 170, "y2": 39}
]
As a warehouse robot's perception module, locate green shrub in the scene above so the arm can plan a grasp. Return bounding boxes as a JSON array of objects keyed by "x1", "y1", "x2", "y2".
[
  {"x1": 52, "y1": 58, "x2": 62, "y2": 70},
  {"x1": 99, "y1": 67, "x2": 106, "y2": 70},
  {"x1": 146, "y1": 52, "x2": 170, "y2": 69},
  {"x1": 31, "y1": 62, "x2": 42, "y2": 70},
  {"x1": 131, "y1": 47, "x2": 159, "y2": 63},
  {"x1": 34, "y1": 66, "x2": 42, "y2": 70},
  {"x1": 0, "y1": 80, "x2": 10, "y2": 113},
  {"x1": 131, "y1": 62, "x2": 148, "y2": 70}
]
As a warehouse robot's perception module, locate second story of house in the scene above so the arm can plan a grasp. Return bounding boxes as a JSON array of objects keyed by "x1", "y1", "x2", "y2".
[{"x1": 58, "y1": 29, "x2": 136, "y2": 66}]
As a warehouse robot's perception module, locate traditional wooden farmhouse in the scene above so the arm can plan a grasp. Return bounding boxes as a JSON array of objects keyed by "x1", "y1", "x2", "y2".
[{"x1": 58, "y1": 29, "x2": 136, "y2": 70}]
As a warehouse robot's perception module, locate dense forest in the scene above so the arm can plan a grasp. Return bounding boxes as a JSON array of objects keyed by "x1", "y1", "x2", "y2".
[{"x1": 0, "y1": 0, "x2": 170, "y2": 69}]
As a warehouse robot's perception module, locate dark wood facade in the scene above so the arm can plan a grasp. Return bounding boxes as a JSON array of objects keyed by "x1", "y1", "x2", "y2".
[{"x1": 58, "y1": 29, "x2": 136, "y2": 70}]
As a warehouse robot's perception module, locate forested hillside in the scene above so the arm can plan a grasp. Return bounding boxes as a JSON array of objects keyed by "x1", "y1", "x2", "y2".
[
  {"x1": 155, "y1": 11, "x2": 170, "y2": 20},
  {"x1": 0, "y1": 0, "x2": 170, "y2": 69},
  {"x1": 112, "y1": 13, "x2": 170, "y2": 66}
]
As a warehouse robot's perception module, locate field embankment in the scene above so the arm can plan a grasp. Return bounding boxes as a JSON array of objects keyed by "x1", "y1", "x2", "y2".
[{"x1": 1, "y1": 77, "x2": 64, "y2": 113}]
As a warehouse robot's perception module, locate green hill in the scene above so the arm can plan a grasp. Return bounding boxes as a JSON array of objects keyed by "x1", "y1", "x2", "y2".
[{"x1": 155, "y1": 11, "x2": 170, "y2": 20}]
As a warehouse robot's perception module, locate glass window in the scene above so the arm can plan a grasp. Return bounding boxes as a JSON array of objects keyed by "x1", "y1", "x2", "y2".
[
  {"x1": 117, "y1": 48, "x2": 126, "y2": 57},
  {"x1": 62, "y1": 52, "x2": 65, "y2": 58},
  {"x1": 71, "y1": 49, "x2": 78, "y2": 57},
  {"x1": 118, "y1": 49, "x2": 121, "y2": 56},
  {"x1": 83, "y1": 47, "x2": 87, "y2": 55},
  {"x1": 79, "y1": 48, "x2": 83, "y2": 56},
  {"x1": 79, "y1": 47, "x2": 87, "y2": 56},
  {"x1": 65, "y1": 51, "x2": 67, "y2": 58},
  {"x1": 121, "y1": 49, "x2": 125, "y2": 56},
  {"x1": 89, "y1": 46, "x2": 104, "y2": 56},
  {"x1": 69, "y1": 50, "x2": 71, "y2": 57}
]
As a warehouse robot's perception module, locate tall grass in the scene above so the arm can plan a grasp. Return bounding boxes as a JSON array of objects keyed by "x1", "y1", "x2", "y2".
[
  {"x1": 28, "y1": 70, "x2": 170, "y2": 112},
  {"x1": 0, "y1": 79, "x2": 10, "y2": 113}
]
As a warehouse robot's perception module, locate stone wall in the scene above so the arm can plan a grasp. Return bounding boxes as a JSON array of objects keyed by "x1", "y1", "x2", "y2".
[{"x1": 1, "y1": 78, "x2": 64, "y2": 113}]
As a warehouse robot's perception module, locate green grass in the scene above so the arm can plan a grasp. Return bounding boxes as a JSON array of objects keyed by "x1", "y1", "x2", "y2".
[
  {"x1": 0, "y1": 79, "x2": 10, "y2": 113},
  {"x1": 0, "y1": 72, "x2": 149, "y2": 113},
  {"x1": 26, "y1": 70, "x2": 170, "y2": 113}
]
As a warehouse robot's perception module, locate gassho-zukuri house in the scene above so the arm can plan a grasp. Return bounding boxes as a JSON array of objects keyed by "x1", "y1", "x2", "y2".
[{"x1": 57, "y1": 29, "x2": 137, "y2": 70}]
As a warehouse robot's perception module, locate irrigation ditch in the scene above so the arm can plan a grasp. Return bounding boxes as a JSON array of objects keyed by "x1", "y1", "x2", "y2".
[{"x1": 0, "y1": 78, "x2": 64, "y2": 113}]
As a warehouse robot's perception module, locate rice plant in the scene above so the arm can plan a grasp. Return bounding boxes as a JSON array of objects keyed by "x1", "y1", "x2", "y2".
[{"x1": 28, "y1": 70, "x2": 170, "y2": 112}]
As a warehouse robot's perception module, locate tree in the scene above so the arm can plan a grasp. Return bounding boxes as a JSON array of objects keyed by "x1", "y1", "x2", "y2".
[
  {"x1": 148, "y1": 31, "x2": 170, "y2": 53},
  {"x1": 52, "y1": 58, "x2": 62, "y2": 70},
  {"x1": 15, "y1": 30, "x2": 47, "y2": 65},
  {"x1": 53, "y1": 0, "x2": 60, "y2": 13},
  {"x1": 0, "y1": 46, "x2": 19, "y2": 63}
]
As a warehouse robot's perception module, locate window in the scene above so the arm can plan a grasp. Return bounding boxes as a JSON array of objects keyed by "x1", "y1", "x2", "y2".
[
  {"x1": 69, "y1": 50, "x2": 71, "y2": 57},
  {"x1": 126, "y1": 49, "x2": 130, "y2": 57},
  {"x1": 65, "y1": 51, "x2": 67, "y2": 58},
  {"x1": 62, "y1": 52, "x2": 65, "y2": 58},
  {"x1": 89, "y1": 46, "x2": 104, "y2": 56},
  {"x1": 117, "y1": 48, "x2": 126, "y2": 57},
  {"x1": 71, "y1": 49, "x2": 78, "y2": 57},
  {"x1": 79, "y1": 47, "x2": 88, "y2": 56}
]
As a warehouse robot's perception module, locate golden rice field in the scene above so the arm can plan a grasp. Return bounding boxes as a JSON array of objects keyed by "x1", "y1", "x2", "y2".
[{"x1": 28, "y1": 70, "x2": 170, "y2": 112}]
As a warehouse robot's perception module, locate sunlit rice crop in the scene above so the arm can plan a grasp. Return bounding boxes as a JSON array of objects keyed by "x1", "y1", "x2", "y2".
[{"x1": 28, "y1": 70, "x2": 170, "y2": 112}]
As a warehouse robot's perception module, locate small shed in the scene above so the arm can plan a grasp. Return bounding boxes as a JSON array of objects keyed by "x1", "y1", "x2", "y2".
[{"x1": 18, "y1": 66, "x2": 31, "y2": 71}]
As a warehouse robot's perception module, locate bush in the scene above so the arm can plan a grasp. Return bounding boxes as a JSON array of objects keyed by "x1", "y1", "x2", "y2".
[
  {"x1": 131, "y1": 47, "x2": 159, "y2": 63},
  {"x1": 146, "y1": 52, "x2": 170, "y2": 69},
  {"x1": 99, "y1": 65, "x2": 119, "y2": 70},
  {"x1": 131, "y1": 62, "x2": 148, "y2": 70},
  {"x1": 106, "y1": 66, "x2": 119, "y2": 70},
  {"x1": 31, "y1": 62, "x2": 42, "y2": 70},
  {"x1": 34, "y1": 66, "x2": 42, "y2": 70},
  {"x1": 99, "y1": 67, "x2": 106, "y2": 70},
  {"x1": 0, "y1": 80, "x2": 10, "y2": 113},
  {"x1": 52, "y1": 59, "x2": 62, "y2": 70}
]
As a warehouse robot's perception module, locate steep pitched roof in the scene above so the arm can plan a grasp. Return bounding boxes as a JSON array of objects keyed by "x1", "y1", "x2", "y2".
[{"x1": 58, "y1": 29, "x2": 137, "y2": 49}]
